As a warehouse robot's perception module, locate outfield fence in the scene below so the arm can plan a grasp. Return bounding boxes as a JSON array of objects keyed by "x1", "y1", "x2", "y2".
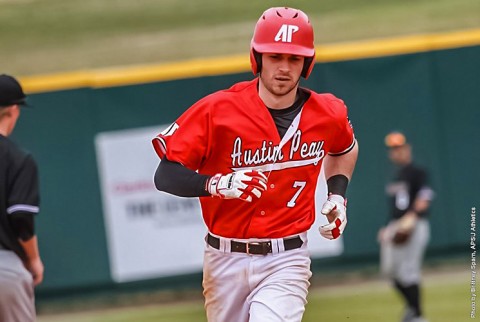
[{"x1": 12, "y1": 29, "x2": 480, "y2": 297}]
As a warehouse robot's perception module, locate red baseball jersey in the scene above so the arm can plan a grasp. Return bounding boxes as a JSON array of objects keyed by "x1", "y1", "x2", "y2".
[{"x1": 153, "y1": 79, "x2": 355, "y2": 239}]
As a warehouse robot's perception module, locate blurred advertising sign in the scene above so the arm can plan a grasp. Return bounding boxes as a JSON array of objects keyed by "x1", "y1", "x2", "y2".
[{"x1": 95, "y1": 126, "x2": 343, "y2": 283}]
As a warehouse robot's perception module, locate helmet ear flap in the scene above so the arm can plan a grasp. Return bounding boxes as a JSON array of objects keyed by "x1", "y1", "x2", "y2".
[
  {"x1": 250, "y1": 49, "x2": 262, "y2": 75},
  {"x1": 302, "y1": 55, "x2": 315, "y2": 79}
]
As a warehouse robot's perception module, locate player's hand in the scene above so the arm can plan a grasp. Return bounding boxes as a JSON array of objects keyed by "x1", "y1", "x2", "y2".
[
  {"x1": 207, "y1": 170, "x2": 268, "y2": 202},
  {"x1": 392, "y1": 211, "x2": 417, "y2": 245},
  {"x1": 396, "y1": 211, "x2": 417, "y2": 233},
  {"x1": 377, "y1": 227, "x2": 387, "y2": 243},
  {"x1": 25, "y1": 256, "x2": 44, "y2": 286},
  {"x1": 319, "y1": 194, "x2": 347, "y2": 240}
]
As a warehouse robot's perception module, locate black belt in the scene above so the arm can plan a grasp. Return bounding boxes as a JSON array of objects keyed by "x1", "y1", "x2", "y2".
[{"x1": 206, "y1": 233, "x2": 303, "y2": 255}]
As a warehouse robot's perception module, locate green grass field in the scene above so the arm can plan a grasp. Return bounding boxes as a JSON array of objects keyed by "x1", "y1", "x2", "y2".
[
  {"x1": 38, "y1": 267, "x2": 473, "y2": 322},
  {"x1": 1, "y1": 0, "x2": 479, "y2": 76}
]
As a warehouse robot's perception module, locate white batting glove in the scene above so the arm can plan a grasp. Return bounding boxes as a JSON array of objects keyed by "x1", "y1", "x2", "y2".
[
  {"x1": 207, "y1": 170, "x2": 268, "y2": 202},
  {"x1": 319, "y1": 194, "x2": 347, "y2": 240}
]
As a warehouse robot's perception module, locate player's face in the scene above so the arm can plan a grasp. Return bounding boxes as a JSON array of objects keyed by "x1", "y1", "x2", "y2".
[
  {"x1": 259, "y1": 53, "x2": 304, "y2": 97},
  {"x1": 388, "y1": 145, "x2": 412, "y2": 165},
  {"x1": 5, "y1": 105, "x2": 20, "y2": 136}
]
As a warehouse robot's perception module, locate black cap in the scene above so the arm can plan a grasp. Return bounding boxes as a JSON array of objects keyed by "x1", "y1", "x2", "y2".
[{"x1": 0, "y1": 74, "x2": 28, "y2": 107}]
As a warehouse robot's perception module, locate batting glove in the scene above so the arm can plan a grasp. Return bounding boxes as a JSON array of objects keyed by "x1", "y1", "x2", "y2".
[
  {"x1": 207, "y1": 170, "x2": 268, "y2": 202},
  {"x1": 319, "y1": 194, "x2": 347, "y2": 240}
]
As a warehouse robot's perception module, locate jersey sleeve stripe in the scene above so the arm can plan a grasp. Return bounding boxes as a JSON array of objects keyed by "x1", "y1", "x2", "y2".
[
  {"x1": 328, "y1": 138, "x2": 356, "y2": 157},
  {"x1": 7, "y1": 204, "x2": 40, "y2": 215},
  {"x1": 152, "y1": 137, "x2": 167, "y2": 159}
]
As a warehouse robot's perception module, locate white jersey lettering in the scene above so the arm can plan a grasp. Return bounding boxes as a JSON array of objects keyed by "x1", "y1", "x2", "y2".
[
  {"x1": 230, "y1": 131, "x2": 324, "y2": 171},
  {"x1": 231, "y1": 138, "x2": 284, "y2": 168}
]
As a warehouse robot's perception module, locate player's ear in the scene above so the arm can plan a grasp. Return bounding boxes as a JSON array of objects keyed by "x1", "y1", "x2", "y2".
[
  {"x1": 0, "y1": 105, "x2": 14, "y2": 117},
  {"x1": 9, "y1": 104, "x2": 20, "y2": 117}
]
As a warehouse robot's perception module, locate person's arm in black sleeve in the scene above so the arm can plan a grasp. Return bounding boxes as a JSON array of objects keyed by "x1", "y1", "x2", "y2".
[
  {"x1": 411, "y1": 168, "x2": 434, "y2": 217},
  {"x1": 8, "y1": 153, "x2": 39, "y2": 242},
  {"x1": 9, "y1": 213, "x2": 35, "y2": 241},
  {"x1": 154, "y1": 157, "x2": 211, "y2": 197},
  {"x1": 8, "y1": 154, "x2": 44, "y2": 285}
]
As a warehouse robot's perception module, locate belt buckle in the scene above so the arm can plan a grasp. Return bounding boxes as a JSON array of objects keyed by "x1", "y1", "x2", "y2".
[{"x1": 246, "y1": 242, "x2": 261, "y2": 255}]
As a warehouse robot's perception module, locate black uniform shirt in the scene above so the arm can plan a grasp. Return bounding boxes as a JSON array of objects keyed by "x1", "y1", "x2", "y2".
[
  {"x1": 0, "y1": 134, "x2": 40, "y2": 259},
  {"x1": 386, "y1": 163, "x2": 433, "y2": 220}
]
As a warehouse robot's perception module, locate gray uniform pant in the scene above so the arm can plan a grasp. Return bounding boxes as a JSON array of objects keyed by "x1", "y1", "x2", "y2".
[
  {"x1": 0, "y1": 250, "x2": 36, "y2": 322},
  {"x1": 380, "y1": 219, "x2": 430, "y2": 286}
]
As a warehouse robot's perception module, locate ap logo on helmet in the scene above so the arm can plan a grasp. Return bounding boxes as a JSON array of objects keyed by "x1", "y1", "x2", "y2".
[{"x1": 275, "y1": 24, "x2": 299, "y2": 43}]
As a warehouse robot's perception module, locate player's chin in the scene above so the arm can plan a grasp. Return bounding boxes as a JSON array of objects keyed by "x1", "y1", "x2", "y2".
[{"x1": 271, "y1": 83, "x2": 296, "y2": 96}]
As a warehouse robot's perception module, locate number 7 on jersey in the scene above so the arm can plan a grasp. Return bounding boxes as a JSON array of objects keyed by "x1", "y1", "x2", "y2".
[{"x1": 287, "y1": 181, "x2": 306, "y2": 208}]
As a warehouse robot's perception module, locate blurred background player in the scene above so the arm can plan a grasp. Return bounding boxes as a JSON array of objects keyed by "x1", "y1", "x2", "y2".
[
  {"x1": 152, "y1": 7, "x2": 358, "y2": 322},
  {"x1": 0, "y1": 74, "x2": 44, "y2": 322},
  {"x1": 378, "y1": 131, "x2": 434, "y2": 322}
]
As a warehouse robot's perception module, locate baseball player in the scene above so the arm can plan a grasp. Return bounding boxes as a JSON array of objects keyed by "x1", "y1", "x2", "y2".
[
  {"x1": 0, "y1": 74, "x2": 44, "y2": 322},
  {"x1": 378, "y1": 132, "x2": 433, "y2": 322},
  {"x1": 152, "y1": 7, "x2": 358, "y2": 322}
]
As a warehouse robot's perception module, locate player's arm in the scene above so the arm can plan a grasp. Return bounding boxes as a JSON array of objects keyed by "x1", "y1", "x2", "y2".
[
  {"x1": 324, "y1": 140, "x2": 358, "y2": 195},
  {"x1": 393, "y1": 197, "x2": 430, "y2": 243},
  {"x1": 154, "y1": 157, "x2": 211, "y2": 197},
  {"x1": 8, "y1": 154, "x2": 44, "y2": 285},
  {"x1": 391, "y1": 188, "x2": 432, "y2": 244},
  {"x1": 322, "y1": 98, "x2": 357, "y2": 198},
  {"x1": 404, "y1": 169, "x2": 434, "y2": 221},
  {"x1": 319, "y1": 141, "x2": 358, "y2": 240},
  {"x1": 405, "y1": 197, "x2": 430, "y2": 221},
  {"x1": 154, "y1": 157, "x2": 268, "y2": 202},
  {"x1": 9, "y1": 211, "x2": 44, "y2": 287},
  {"x1": 412, "y1": 198, "x2": 430, "y2": 214},
  {"x1": 19, "y1": 235, "x2": 44, "y2": 286}
]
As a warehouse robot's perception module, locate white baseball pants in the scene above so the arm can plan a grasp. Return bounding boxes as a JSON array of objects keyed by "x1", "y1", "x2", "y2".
[
  {"x1": 380, "y1": 219, "x2": 430, "y2": 286},
  {"x1": 202, "y1": 232, "x2": 312, "y2": 322},
  {"x1": 0, "y1": 250, "x2": 36, "y2": 322}
]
